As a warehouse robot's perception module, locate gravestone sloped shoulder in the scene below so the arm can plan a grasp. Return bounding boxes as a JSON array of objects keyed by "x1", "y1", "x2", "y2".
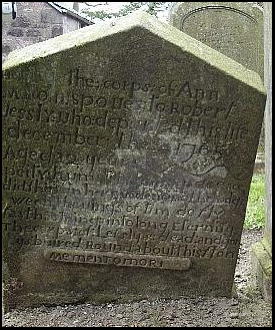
[
  {"x1": 2, "y1": 11, "x2": 266, "y2": 310},
  {"x1": 168, "y1": 2, "x2": 264, "y2": 80}
]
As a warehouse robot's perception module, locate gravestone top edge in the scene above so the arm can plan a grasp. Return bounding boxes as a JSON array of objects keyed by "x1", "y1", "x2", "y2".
[
  {"x1": 2, "y1": 10, "x2": 265, "y2": 95},
  {"x1": 168, "y1": 2, "x2": 264, "y2": 22}
]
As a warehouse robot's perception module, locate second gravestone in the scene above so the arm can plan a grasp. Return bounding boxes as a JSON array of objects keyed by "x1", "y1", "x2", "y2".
[
  {"x1": 168, "y1": 2, "x2": 265, "y2": 161},
  {"x1": 168, "y1": 2, "x2": 264, "y2": 79},
  {"x1": 2, "y1": 12, "x2": 266, "y2": 310}
]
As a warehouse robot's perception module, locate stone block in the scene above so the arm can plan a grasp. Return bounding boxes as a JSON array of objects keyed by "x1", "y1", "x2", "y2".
[
  {"x1": 2, "y1": 11, "x2": 266, "y2": 311},
  {"x1": 52, "y1": 25, "x2": 63, "y2": 38},
  {"x1": 168, "y1": 2, "x2": 264, "y2": 80},
  {"x1": 168, "y1": 2, "x2": 265, "y2": 156},
  {"x1": 7, "y1": 28, "x2": 24, "y2": 37},
  {"x1": 26, "y1": 29, "x2": 42, "y2": 37},
  {"x1": 41, "y1": 9, "x2": 63, "y2": 24},
  {"x1": 10, "y1": 16, "x2": 31, "y2": 28},
  {"x1": 251, "y1": 238, "x2": 272, "y2": 302}
]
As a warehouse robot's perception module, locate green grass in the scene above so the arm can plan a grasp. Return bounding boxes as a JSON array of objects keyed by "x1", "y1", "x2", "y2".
[{"x1": 244, "y1": 173, "x2": 266, "y2": 229}]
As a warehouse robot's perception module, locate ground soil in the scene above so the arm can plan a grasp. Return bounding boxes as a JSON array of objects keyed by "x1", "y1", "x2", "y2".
[{"x1": 2, "y1": 229, "x2": 272, "y2": 327}]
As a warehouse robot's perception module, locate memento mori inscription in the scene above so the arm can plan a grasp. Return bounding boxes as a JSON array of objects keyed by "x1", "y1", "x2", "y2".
[
  {"x1": 2, "y1": 12, "x2": 266, "y2": 310},
  {"x1": 168, "y1": 2, "x2": 264, "y2": 79}
]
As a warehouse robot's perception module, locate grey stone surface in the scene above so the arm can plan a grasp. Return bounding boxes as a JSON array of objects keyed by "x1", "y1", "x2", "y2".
[
  {"x1": 2, "y1": 11, "x2": 266, "y2": 311},
  {"x1": 10, "y1": 16, "x2": 31, "y2": 28},
  {"x1": 52, "y1": 25, "x2": 63, "y2": 38},
  {"x1": 251, "y1": 238, "x2": 272, "y2": 303},
  {"x1": 26, "y1": 28, "x2": 42, "y2": 37},
  {"x1": 2, "y1": 2, "x2": 89, "y2": 63},
  {"x1": 41, "y1": 8, "x2": 64, "y2": 24},
  {"x1": 168, "y1": 1, "x2": 265, "y2": 155},
  {"x1": 168, "y1": 2, "x2": 264, "y2": 80},
  {"x1": 7, "y1": 28, "x2": 24, "y2": 37}
]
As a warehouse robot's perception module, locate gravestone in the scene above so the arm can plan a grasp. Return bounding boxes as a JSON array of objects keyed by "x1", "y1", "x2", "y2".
[
  {"x1": 168, "y1": 2, "x2": 264, "y2": 79},
  {"x1": 2, "y1": 11, "x2": 266, "y2": 311},
  {"x1": 168, "y1": 1, "x2": 265, "y2": 164}
]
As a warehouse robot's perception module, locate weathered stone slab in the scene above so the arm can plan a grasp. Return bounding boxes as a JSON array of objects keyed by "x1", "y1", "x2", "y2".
[
  {"x1": 2, "y1": 11, "x2": 266, "y2": 310},
  {"x1": 168, "y1": 2, "x2": 265, "y2": 154},
  {"x1": 168, "y1": 2, "x2": 264, "y2": 80}
]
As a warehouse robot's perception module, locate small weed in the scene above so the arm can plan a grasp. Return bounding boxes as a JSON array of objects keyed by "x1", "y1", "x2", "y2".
[{"x1": 244, "y1": 174, "x2": 265, "y2": 229}]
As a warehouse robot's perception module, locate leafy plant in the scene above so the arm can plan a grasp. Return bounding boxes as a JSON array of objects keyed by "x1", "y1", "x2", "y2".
[{"x1": 244, "y1": 173, "x2": 266, "y2": 229}]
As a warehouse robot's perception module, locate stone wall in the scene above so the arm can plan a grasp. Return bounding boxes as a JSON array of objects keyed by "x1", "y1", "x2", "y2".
[{"x1": 2, "y1": 2, "x2": 81, "y2": 62}]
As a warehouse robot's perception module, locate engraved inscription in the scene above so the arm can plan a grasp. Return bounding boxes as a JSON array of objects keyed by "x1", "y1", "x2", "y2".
[
  {"x1": 45, "y1": 249, "x2": 191, "y2": 271},
  {"x1": 2, "y1": 67, "x2": 256, "y2": 269}
]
